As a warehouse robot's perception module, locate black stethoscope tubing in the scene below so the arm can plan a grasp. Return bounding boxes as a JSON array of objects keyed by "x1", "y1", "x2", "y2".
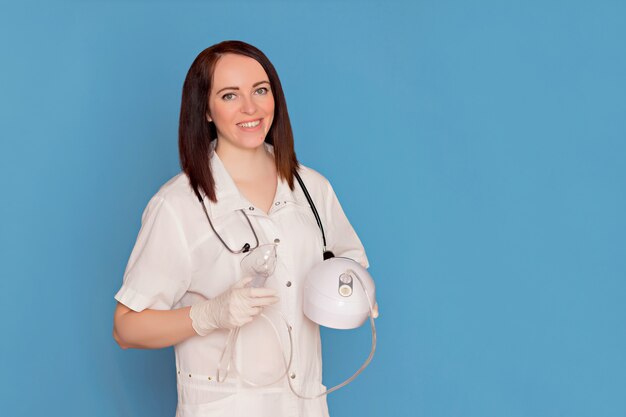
[
  {"x1": 196, "y1": 170, "x2": 334, "y2": 259},
  {"x1": 200, "y1": 205, "x2": 260, "y2": 254}
]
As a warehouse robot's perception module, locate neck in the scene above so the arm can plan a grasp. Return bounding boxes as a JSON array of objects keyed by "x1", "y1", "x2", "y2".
[{"x1": 215, "y1": 139, "x2": 274, "y2": 181}]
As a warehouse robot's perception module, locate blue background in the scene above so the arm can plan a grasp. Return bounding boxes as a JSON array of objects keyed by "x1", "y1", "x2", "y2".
[{"x1": 1, "y1": 0, "x2": 625, "y2": 416}]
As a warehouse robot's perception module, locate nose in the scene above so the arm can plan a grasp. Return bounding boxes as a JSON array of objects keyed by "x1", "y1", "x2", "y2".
[{"x1": 240, "y1": 94, "x2": 257, "y2": 115}]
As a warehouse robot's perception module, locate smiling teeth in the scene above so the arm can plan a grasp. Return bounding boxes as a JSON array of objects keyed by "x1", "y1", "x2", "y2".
[{"x1": 238, "y1": 119, "x2": 261, "y2": 128}]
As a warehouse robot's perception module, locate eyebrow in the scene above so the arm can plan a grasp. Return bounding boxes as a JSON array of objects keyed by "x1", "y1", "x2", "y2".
[{"x1": 215, "y1": 80, "x2": 270, "y2": 95}]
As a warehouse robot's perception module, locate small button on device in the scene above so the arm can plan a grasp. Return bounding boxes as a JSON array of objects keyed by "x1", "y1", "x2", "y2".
[
  {"x1": 274, "y1": 238, "x2": 280, "y2": 244},
  {"x1": 339, "y1": 285, "x2": 353, "y2": 297},
  {"x1": 290, "y1": 372, "x2": 296, "y2": 379},
  {"x1": 286, "y1": 281, "x2": 292, "y2": 287},
  {"x1": 339, "y1": 273, "x2": 353, "y2": 297}
]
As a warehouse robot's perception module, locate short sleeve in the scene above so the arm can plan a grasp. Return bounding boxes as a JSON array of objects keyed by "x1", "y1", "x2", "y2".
[
  {"x1": 323, "y1": 180, "x2": 369, "y2": 268},
  {"x1": 114, "y1": 195, "x2": 192, "y2": 312}
]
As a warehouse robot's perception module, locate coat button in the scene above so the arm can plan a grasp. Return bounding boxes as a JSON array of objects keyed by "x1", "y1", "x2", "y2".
[
  {"x1": 249, "y1": 206, "x2": 254, "y2": 211},
  {"x1": 274, "y1": 238, "x2": 280, "y2": 244},
  {"x1": 275, "y1": 202, "x2": 280, "y2": 206},
  {"x1": 286, "y1": 281, "x2": 292, "y2": 287},
  {"x1": 290, "y1": 372, "x2": 296, "y2": 379}
]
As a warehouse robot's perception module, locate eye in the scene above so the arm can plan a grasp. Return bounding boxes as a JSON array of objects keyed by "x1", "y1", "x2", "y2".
[
  {"x1": 255, "y1": 87, "x2": 270, "y2": 95},
  {"x1": 221, "y1": 92, "x2": 236, "y2": 101}
]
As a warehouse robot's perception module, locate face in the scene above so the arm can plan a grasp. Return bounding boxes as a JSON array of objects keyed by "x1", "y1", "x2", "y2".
[{"x1": 207, "y1": 54, "x2": 275, "y2": 150}]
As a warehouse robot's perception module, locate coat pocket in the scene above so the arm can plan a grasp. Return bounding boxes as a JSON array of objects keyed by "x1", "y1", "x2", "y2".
[
  {"x1": 176, "y1": 393, "x2": 236, "y2": 416},
  {"x1": 176, "y1": 374, "x2": 238, "y2": 416}
]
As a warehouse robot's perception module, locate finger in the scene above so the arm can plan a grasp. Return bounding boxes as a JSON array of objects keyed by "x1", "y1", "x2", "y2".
[
  {"x1": 249, "y1": 296, "x2": 280, "y2": 307},
  {"x1": 247, "y1": 306, "x2": 261, "y2": 317},
  {"x1": 249, "y1": 287, "x2": 278, "y2": 298},
  {"x1": 234, "y1": 277, "x2": 254, "y2": 289},
  {"x1": 372, "y1": 302, "x2": 379, "y2": 319},
  {"x1": 235, "y1": 316, "x2": 254, "y2": 327}
]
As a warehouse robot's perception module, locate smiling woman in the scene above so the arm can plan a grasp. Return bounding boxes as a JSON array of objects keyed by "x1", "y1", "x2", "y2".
[
  {"x1": 112, "y1": 40, "x2": 373, "y2": 417},
  {"x1": 178, "y1": 41, "x2": 298, "y2": 205}
]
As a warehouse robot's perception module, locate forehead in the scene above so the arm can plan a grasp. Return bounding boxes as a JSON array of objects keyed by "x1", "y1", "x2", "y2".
[{"x1": 212, "y1": 53, "x2": 269, "y2": 88}]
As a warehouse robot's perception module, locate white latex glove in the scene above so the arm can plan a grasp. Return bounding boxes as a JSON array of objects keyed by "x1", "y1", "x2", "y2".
[{"x1": 189, "y1": 277, "x2": 279, "y2": 336}]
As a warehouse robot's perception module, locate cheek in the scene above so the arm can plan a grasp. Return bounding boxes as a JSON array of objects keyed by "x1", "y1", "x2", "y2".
[
  {"x1": 207, "y1": 100, "x2": 216, "y2": 120},
  {"x1": 264, "y1": 99, "x2": 275, "y2": 119},
  {"x1": 210, "y1": 102, "x2": 232, "y2": 124}
]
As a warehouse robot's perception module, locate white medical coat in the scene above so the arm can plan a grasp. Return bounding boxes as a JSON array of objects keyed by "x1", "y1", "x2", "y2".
[{"x1": 115, "y1": 144, "x2": 368, "y2": 417}]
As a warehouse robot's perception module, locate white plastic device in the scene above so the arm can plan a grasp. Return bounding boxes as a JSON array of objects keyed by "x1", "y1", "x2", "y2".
[{"x1": 303, "y1": 257, "x2": 376, "y2": 330}]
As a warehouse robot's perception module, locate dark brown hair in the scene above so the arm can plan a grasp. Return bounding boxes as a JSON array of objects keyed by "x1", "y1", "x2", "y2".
[{"x1": 178, "y1": 40, "x2": 298, "y2": 203}]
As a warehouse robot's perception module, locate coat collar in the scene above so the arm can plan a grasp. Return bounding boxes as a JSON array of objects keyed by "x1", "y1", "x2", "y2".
[{"x1": 205, "y1": 141, "x2": 302, "y2": 219}]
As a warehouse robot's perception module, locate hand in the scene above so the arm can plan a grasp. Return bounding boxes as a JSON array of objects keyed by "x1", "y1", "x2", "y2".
[{"x1": 189, "y1": 277, "x2": 280, "y2": 336}]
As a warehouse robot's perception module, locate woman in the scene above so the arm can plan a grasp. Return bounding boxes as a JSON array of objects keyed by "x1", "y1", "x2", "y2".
[{"x1": 113, "y1": 40, "x2": 374, "y2": 417}]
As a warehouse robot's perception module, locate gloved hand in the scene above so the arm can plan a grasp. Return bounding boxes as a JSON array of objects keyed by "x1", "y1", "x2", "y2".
[{"x1": 189, "y1": 277, "x2": 279, "y2": 336}]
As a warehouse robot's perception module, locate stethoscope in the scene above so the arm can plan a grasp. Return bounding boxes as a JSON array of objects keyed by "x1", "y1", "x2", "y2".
[{"x1": 195, "y1": 171, "x2": 335, "y2": 260}]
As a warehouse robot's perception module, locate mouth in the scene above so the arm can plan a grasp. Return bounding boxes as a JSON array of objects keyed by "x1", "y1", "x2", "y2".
[{"x1": 237, "y1": 118, "x2": 262, "y2": 129}]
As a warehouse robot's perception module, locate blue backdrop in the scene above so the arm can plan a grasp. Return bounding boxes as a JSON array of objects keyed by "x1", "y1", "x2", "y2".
[{"x1": 1, "y1": 1, "x2": 625, "y2": 416}]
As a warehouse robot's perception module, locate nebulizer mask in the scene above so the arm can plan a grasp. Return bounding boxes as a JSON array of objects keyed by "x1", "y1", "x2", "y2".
[{"x1": 216, "y1": 243, "x2": 377, "y2": 399}]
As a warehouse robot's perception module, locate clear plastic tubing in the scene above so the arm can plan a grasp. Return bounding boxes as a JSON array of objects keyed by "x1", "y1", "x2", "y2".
[{"x1": 216, "y1": 269, "x2": 377, "y2": 399}]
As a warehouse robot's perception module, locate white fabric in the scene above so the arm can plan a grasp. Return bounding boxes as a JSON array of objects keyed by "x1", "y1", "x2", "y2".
[
  {"x1": 189, "y1": 277, "x2": 279, "y2": 334},
  {"x1": 114, "y1": 143, "x2": 369, "y2": 417}
]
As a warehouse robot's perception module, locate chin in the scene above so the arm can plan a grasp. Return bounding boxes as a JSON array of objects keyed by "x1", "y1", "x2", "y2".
[
  {"x1": 218, "y1": 129, "x2": 269, "y2": 151},
  {"x1": 239, "y1": 133, "x2": 268, "y2": 149}
]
